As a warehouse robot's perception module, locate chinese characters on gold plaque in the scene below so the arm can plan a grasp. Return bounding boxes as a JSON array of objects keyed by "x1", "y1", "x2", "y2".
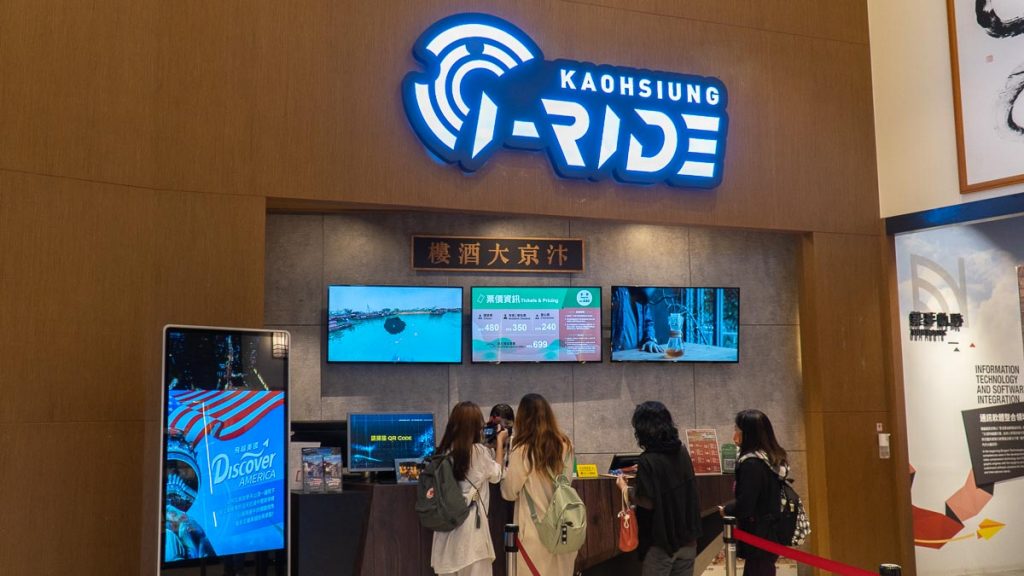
[{"x1": 412, "y1": 236, "x2": 584, "y2": 273}]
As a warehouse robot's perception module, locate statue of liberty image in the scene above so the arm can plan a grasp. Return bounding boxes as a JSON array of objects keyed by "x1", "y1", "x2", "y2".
[{"x1": 164, "y1": 430, "x2": 216, "y2": 561}]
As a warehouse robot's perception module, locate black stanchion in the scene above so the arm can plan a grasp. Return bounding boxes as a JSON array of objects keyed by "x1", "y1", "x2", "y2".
[
  {"x1": 879, "y1": 564, "x2": 901, "y2": 576},
  {"x1": 505, "y1": 523, "x2": 519, "y2": 576}
]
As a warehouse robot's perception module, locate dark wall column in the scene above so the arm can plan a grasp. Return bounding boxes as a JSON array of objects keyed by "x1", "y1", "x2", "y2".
[{"x1": 799, "y1": 231, "x2": 904, "y2": 570}]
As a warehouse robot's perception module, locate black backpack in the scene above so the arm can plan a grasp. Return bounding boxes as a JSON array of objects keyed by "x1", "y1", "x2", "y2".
[
  {"x1": 415, "y1": 454, "x2": 479, "y2": 532},
  {"x1": 737, "y1": 452, "x2": 810, "y2": 547},
  {"x1": 775, "y1": 475, "x2": 810, "y2": 546}
]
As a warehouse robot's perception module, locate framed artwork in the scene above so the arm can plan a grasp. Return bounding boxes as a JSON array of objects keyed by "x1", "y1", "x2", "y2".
[{"x1": 947, "y1": 1, "x2": 1024, "y2": 192}]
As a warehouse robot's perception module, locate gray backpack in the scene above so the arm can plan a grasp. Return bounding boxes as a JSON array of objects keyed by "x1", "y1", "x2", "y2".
[
  {"x1": 416, "y1": 454, "x2": 480, "y2": 532},
  {"x1": 523, "y1": 451, "x2": 587, "y2": 554}
]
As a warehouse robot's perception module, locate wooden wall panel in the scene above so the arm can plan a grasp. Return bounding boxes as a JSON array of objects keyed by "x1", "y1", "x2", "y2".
[
  {"x1": 0, "y1": 421, "x2": 146, "y2": 575},
  {"x1": 822, "y1": 411, "x2": 902, "y2": 568},
  {"x1": 0, "y1": 0, "x2": 880, "y2": 235},
  {"x1": 800, "y1": 232, "x2": 888, "y2": 413},
  {"x1": 880, "y1": 231, "x2": 918, "y2": 575},
  {"x1": 572, "y1": 0, "x2": 870, "y2": 45},
  {"x1": 767, "y1": 34, "x2": 880, "y2": 235},
  {"x1": 0, "y1": 172, "x2": 266, "y2": 424},
  {"x1": 257, "y1": 0, "x2": 879, "y2": 234},
  {"x1": 0, "y1": 171, "x2": 265, "y2": 574},
  {"x1": 803, "y1": 410, "x2": 834, "y2": 561},
  {"x1": 0, "y1": 0, "x2": 160, "y2": 186},
  {"x1": 800, "y1": 232, "x2": 904, "y2": 571}
]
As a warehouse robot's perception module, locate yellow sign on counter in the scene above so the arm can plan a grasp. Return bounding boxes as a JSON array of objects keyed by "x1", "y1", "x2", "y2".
[{"x1": 576, "y1": 464, "x2": 599, "y2": 479}]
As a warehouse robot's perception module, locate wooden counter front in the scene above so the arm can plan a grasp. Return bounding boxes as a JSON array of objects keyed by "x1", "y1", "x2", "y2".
[{"x1": 343, "y1": 475, "x2": 733, "y2": 576}]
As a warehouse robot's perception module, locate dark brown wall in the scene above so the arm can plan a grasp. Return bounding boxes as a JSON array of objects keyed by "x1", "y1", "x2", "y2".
[
  {"x1": 800, "y1": 232, "x2": 902, "y2": 570},
  {"x1": 883, "y1": 233, "x2": 917, "y2": 576},
  {"x1": 1, "y1": 0, "x2": 877, "y2": 234},
  {"x1": 0, "y1": 172, "x2": 266, "y2": 574},
  {"x1": 0, "y1": 1, "x2": 908, "y2": 574}
]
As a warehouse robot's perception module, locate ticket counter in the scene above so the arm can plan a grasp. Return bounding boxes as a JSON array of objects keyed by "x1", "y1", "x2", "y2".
[{"x1": 292, "y1": 475, "x2": 733, "y2": 576}]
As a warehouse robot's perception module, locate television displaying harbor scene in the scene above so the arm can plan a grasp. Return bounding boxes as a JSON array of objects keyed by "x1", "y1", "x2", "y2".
[
  {"x1": 611, "y1": 287, "x2": 740, "y2": 363},
  {"x1": 327, "y1": 286, "x2": 463, "y2": 363},
  {"x1": 471, "y1": 286, "x2": 602, "y2": 362},
  {"x1": 160, "y1": 327, "x2": 288, "y2": 573},
  {"x1": 347, "y1": 413, "x2": 436, "y2": 472}
]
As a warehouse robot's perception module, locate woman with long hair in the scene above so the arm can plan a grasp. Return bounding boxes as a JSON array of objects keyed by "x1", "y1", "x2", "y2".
[
  {"x1": 616, "y1": 401, "x2": 701, "y2": 576},
  {"x1": 500, "y1": 393, "x2": 577, "y2": 575},
  {"x1": 722, "y1": 409, "x2": 788, "y2": 576},
  {"x1": 431, "y1": 401, "x2": 507, "y2": 576}
]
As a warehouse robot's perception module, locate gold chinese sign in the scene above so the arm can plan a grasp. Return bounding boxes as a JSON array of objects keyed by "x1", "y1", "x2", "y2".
[{"x1": 412, "y1": 236, "x2": 584, "y2": 273}]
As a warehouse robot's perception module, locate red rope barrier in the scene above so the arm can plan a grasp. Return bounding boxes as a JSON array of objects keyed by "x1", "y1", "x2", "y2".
[
  {"x1": 734, "y1": 528, "x2": 876, "y2": 576},
  {"x1": 513, "y1": 534, "x2": 542, "y2": 576}
]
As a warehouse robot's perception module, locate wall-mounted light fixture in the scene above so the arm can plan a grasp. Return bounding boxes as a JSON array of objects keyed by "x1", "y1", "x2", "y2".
[{"x1": 272, "y1": 331, "x2": 289, "y2": 359}]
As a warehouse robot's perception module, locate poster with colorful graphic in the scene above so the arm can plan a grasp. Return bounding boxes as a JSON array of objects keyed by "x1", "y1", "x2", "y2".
[
  {"x1": 895, "y1": 218, "x2": 1024, "y2": 574},
  {"x1": 686, "y1": 429, "x2": 723, "y2": 475},
  {"x1": 471, "y1": 287, "x2": 601, "y2": 362},
  {"x1": 161, "y1": 327, "x2": 288, "y2": 570}
]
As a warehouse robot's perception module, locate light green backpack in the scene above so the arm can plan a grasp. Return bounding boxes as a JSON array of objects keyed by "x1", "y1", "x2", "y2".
[{"x1": 523, "y1": 451, "x2": 587, "y2": 554}]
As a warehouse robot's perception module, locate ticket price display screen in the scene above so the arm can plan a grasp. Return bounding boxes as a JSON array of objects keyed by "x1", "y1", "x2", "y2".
[{"x1": 471, "y1": 287, "x2": 601, "y2": 362}]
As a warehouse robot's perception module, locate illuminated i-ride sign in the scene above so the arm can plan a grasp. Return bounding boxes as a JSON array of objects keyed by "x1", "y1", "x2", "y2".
[{"x1": 402, "y1": 13, "x2": 729, "y2": 189}]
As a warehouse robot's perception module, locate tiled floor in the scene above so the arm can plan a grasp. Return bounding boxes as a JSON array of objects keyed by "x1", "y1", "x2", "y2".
[
  {"x1": 700, "y1": 563, "x2": 1024, "y2": 576},
  {"x1": 702, "y1": 559, "x2": 799, "y2": 576}
]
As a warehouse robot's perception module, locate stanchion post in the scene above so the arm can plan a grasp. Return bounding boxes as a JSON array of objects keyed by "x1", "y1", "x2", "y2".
[
  {"x1": 879, "y1": 564, "x2": 901, "y2": 576},
  {"x1": 723, "y1": 516, "x2": 738, "y2": 576},
  {"x1": 505, "y1": 523, "x2": 519, "y2": 576}
]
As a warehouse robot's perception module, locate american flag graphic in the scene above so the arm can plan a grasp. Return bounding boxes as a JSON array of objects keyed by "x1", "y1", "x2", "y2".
[{"x1": 167, "y1": 390, "x2": 285, "y2": 447}]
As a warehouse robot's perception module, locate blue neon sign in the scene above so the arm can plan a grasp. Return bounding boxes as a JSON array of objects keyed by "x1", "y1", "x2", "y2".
[{"x1": 402, "y1": 13, "x2": 729, "y2": 189}]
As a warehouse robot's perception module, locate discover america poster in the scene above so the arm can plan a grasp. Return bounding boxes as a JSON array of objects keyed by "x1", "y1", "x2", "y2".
[{"x1": 161, "y1": 328, "x2": 288, "y2": 564}]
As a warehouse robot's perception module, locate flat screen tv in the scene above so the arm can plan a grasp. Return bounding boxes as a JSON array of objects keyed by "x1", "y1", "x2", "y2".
[
  {"x1": 159, "y1": 326, "x2": 289, "y2": 573},
  {"x1": 471, "y1": 286, "x2": 602, "y2": 363},
  {"x1": 327, "y1": 285, "x2": 463, "y2": 363},
  {"x1": 347, "y1": 413, "x2": 436, "y2": 472},
  {"x1": 610, "y1": 286, "x2": 740, "y2": 363}
]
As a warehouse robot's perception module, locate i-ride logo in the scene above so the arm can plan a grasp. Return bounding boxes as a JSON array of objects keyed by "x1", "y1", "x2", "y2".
[{"x1": 402, "y1": 13, "x2": 729, "y2": 189}]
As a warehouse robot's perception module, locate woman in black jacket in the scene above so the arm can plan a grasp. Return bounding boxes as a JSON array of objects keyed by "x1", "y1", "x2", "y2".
[
  {"x1": 723, "y1": 409, "x2": 787, "y2": 576},
  {"x1": 616, "y1": 401, "x2": 701, "y2": 576}
]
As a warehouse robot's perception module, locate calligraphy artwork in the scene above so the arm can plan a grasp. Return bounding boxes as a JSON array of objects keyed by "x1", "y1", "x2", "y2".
[{"x1": 948, "y1": 1, "x2": 1024, "y2": 191}]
